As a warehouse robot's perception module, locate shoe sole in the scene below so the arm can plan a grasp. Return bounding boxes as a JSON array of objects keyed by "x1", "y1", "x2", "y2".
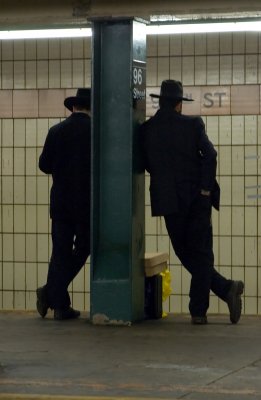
[
  {"x1": 54, "y1": 308, "x2": 80, "y2": 320},
  {"x1": 191, "y1": 317, "x2": 208, "y2": 325},
  {"x1": 54, "y1": 313, "x2": 80, "y2": 320},
  {"x1": 36, "y1": 288, "x2": 49, "y2": 318},
  {"x1": 54, "y1": 314, "x2": 80, "y2": 321},
  {"x1": 228, "y1": 281, "x2": 244, "y2": 324}
]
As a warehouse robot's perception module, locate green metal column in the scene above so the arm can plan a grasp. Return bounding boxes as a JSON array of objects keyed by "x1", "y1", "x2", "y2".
[{"x1": 91, "y1": 18, "x2": 146, "y2": 325}]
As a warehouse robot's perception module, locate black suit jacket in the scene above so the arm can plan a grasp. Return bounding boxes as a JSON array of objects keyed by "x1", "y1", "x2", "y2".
[
  {"x1": 39, "y1": 112, "x2": 91, "y2": 222},
  {"x1": 141, "y1": 107, "x2": 220, "y2": 216}
]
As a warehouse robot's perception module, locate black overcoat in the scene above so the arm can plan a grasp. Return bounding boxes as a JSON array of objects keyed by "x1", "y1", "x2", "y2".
[
  {"x1": 39, "y1": 112, "x2": 91, "y2": 222},
  {"x1": 141, "y1": 107, "x2": 220, "y2": 216}
]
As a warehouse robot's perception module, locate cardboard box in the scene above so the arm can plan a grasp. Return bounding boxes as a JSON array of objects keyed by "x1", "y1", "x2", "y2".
[{"x1": 144, "y1": 252, "x2": 168, "y2": 277}]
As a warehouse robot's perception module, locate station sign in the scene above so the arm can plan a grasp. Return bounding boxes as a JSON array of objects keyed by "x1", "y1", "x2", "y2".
[
  {"x1": 146, "y1": 85, "x2": 261, "y2": 116},
  {"x1": 133, "y1": 60, "x2": 146, "y2": 119}
]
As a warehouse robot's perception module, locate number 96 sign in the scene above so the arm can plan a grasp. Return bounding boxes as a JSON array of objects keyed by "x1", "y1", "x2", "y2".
[
  {"x1": 133, "y1": 67, "x2": 143, "y2": 85},
  {"x1": 133, "y1": 62, "x2": 146, "y2": 101}
]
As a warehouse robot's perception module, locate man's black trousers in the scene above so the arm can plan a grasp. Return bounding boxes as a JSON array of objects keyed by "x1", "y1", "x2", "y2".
[
  {"x1": 46, "y1": 219, "x2": 90, "y2": 310},
  {"x1": 164, "y1": 195, "x2": 231, "y2": 317}
]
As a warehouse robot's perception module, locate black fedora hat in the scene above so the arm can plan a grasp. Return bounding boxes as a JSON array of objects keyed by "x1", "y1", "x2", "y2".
[
  {"x1": 150, "y1": 80, "x2": 193, "y2": 102},
  {"x1": 64, "y1": 88, "x2": 91, "y2": 111}
]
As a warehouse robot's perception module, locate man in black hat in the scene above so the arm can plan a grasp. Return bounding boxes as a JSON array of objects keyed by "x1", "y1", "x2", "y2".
[
  {"x1": 141, "y1": 79, "x2": 244, "y2": 324},
  {"x1": 36, "y1": 88, "x2": 91, "y2": 320}
]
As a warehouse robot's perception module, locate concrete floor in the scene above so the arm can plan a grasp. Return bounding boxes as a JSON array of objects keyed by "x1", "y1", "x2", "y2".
[{"x1": 0, "y1": 311, "x2": 261, "y2": 400}]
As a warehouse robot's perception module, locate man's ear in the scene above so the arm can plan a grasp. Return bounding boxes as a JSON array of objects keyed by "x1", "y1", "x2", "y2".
[{"x1": 175, "y1": 102, "x2": 182, "y2": 113}]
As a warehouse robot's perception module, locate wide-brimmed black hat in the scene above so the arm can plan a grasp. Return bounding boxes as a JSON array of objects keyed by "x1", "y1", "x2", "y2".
[
  {"x1": 64, "y1": 88, "x2": 91, "y2": 111},
  {"x1": 150, "y1": 80, "x2": 193, "y2": 102}
]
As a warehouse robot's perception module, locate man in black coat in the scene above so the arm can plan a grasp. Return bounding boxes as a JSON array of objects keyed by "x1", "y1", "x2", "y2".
[
  {"x1": 36, "y1": 88, "x2": 91, "y2": 320},
  {"x1": 142, "y1": 80, "x2": 244, "y2": 324}
]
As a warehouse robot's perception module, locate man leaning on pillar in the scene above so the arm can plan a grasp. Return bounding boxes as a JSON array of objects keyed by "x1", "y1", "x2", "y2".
[{"x1": 36, "y1": 88, "x2": 91, "y2": 320}]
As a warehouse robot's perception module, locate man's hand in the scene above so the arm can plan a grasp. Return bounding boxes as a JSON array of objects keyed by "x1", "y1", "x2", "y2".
[{"x1": 201, "y1": 189, "x2": 211, "y2": 196}]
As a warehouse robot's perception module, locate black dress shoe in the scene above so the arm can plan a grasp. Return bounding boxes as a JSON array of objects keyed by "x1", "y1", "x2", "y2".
[
  {"x1": 36, "y1": 286, "x2": 49, "y2": 318},
  {"x1": 191, "y1": 316, "x2": 208, "y2": 325},
  {"x1": 54, "y1": 307, "x2": 81, "y2": 320},
  {"x1": 226, "y1": 280, "x2": 244, "y2": 324}
]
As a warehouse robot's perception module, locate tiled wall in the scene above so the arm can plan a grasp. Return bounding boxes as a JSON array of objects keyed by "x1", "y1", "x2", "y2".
[
  {"x1": 0, "y1": 32, "x2": 260, "y2": 316},
  {"x1": 0, "y1": 38, "x2": 92, "y2": 311}
]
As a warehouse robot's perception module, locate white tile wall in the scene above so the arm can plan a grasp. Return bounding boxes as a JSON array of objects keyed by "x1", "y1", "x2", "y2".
[
  {"x1": 0, "y1": 37, "x2": 92, "y2": 311},
  {"x1": 0, "y1": 32, "x2": 260, "y2": 316}
]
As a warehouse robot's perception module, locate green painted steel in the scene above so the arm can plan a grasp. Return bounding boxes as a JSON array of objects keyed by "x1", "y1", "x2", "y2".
[{"x1": 91, "y1": 19, "x2": 146, "y2": 325}]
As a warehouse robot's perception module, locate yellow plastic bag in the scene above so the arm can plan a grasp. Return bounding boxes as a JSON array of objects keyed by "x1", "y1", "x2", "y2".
[{"x1": 160, "y1": 269, "x2": 172, "y2": 317}]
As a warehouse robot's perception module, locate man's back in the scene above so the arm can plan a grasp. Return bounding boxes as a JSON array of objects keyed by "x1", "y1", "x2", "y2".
[
  {"x1": 142, "y1": 107, "x2": 217, "y2": 216},
  {"x1": 39, "y1": 112, "x2": 91, "y2": 222}
]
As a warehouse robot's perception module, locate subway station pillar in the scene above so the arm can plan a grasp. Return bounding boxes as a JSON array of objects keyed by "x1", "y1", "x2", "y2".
[{"x1": 90, "y1": 18, "x2": 146, "y2": 325}]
